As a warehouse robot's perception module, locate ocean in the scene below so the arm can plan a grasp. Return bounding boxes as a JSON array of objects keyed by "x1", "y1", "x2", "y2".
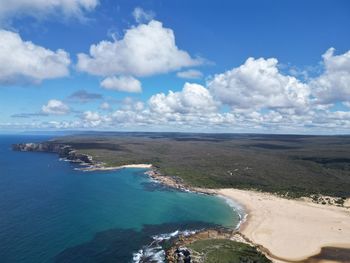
[{"x1": 0, "y1": 135, "x2": 241, "y2": 263}]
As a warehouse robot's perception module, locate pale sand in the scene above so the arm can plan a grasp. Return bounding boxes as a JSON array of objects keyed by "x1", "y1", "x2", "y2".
[
  {"x1": 80, "y1": 163, "x2": 152, "y2": 171},
  {"x1": 217, "y1": 188, "x2": 350, "y2": 262},
  {"x1": 119, "y1": 164, "x2": 152, "y2": 169}
]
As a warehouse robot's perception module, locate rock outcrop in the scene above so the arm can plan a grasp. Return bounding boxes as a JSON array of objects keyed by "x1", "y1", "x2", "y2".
[
  {"x1": 166, "y1": 228, "x2": 251, "y2": 263},
  {"x1": 12, "y1": 142, "x2": 93, "y2": 164}
]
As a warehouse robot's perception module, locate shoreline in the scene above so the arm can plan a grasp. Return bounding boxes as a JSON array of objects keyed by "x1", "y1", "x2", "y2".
[
  {"x1": 143, "y1": 168, "x2": 350, "y2": 263},
  {"x1": 77, "y1": 163, "x2": 153, "y2": 171},
  {"x1": 79, "y1": 161, "x2": 350, "y2": 262},
  {"x1": 76, "y1": 162, "x2": 256, "y2": 261},
  {"x1": 14, "y1": 144, "x2": 350, "y2": 262},
  {"x1": 217, "y1": 188, "x2": 350, "y2": 263},
  {"x1": 216, "y1": 194, "x2": 248, "y2": 231}
]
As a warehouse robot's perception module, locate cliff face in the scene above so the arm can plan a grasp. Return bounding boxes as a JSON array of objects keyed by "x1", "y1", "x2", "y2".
[{"x1": 12, "y1": 142, "x2": 93, "y2": 164}]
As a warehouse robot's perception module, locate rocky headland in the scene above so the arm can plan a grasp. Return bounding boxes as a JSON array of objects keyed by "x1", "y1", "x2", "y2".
[
  {"x1": 12, "y1": 142, "x2": 94, "y2": 165},
  {"x1": 166, "y1": 228, "x2": 251, "y2": 263}
]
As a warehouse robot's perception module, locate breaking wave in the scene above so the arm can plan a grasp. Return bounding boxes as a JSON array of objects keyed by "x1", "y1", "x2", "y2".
[{"x1": 132, "y1": 229, "x2": 198, "y2": 263}]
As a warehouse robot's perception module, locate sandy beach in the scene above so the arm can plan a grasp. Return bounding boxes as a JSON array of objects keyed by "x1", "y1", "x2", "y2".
[
  {"x1": 217, "y1": 188, "x2": 350, "y2": 262},
  {"x1": 79, "y1": 163, "x2": 153, "y2": 171}
]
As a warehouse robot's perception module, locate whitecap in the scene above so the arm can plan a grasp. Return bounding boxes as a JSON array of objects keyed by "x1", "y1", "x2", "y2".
[{"x1": 132, "y1": 229, "x2": 199, "y2": 263}]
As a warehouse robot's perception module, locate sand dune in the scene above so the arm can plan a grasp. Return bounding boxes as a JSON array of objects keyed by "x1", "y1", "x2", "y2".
[{"x1": 217, "y1": 189, "x2": 350, "y2": 263}]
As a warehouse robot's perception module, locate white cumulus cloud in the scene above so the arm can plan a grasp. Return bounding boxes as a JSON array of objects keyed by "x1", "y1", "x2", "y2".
[
  {"x1": 83, "y1": 111, "x2": 100, "y2": 121},
  {"x1": 42, "y1": 99, "x2": 70, "y2": 115},
  {"x1": 177, "y1": 69, "x2": 203, "y2": 79},
  {"x1": 0, "y1": 0, "x2": 99, "y2": 24},
  {"x1": 120, "y1": 97, "x2": 145, "y2": 111},
  {"x1": 149, "y1": 82, "x2": 217, "y2": 114},
  {"x1": 99, "y1": 102, "x2": 111, "y2": 110},
  {"x1": 0, "y1": 30, "x2": 70, "y2": 85},
  {"x1": 7, "y1": 46, "x2": 350, "y2": 133},
  {"x1": 310, "y1": 48, "x2": 350, "y2": 104},
  {"x1": 82, "y1": 110, "x2": 111, "y2": 127},
  {"x1": 207, "y1": 57, "x2": 310, "y2": 111},
  {"x1": 77, "y1": 20, "x2": 202, "y2": 77},
  {"x1": 100, "y1": 76, "x2": 142, "y2": 93},
  {"x1": 132, "y1": 7, "x2": 155, "y2": 23}
]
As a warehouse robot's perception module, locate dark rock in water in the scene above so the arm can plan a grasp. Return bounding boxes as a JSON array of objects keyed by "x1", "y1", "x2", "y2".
[
  {"x1": 12, "y1": 142, "x2": 93, "y2": 165},
  {"x1": 183, "y1": 250, "x2": 190, "y2": 257},
  {"x1": 174, "y1": 247, "x2": 192, "y2": 263}
]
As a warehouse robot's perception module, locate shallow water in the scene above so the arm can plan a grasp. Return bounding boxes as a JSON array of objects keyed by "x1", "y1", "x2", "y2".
[{"x1": 0, "y1": 135, "x2": 240, "y2": 262}]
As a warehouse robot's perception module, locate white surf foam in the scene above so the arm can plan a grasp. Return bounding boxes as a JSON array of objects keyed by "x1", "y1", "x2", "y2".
[
  {"x1": 217, "y1": 194, "x2": 247, "y2": 230},
  {"x1": 132, "y1": 229, "x2": 199, "y2": 263}
]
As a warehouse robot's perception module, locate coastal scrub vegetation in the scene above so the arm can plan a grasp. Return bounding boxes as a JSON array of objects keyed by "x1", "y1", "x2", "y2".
[
  {"x1": 50, "y1": 132, "x2": 350, "y2": 198},
  {"x1": 187, "y1": 239, "x2": 271, "y2": 263}
]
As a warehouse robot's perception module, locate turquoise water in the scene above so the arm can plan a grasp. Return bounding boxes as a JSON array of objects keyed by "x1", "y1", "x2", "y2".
[{"x1": 0, "y1": 135, "x2": 240, "y2": 262}]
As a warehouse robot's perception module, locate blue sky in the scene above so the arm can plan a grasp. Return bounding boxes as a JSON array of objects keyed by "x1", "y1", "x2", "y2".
[{"x1": 1, "y1": 0, "x2": 350, "y2": 133}]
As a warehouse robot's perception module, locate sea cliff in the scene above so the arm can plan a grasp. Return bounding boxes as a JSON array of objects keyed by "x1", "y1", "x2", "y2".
[{"x1": 12, "y1": 142, "x2": 93, "y2": 165}]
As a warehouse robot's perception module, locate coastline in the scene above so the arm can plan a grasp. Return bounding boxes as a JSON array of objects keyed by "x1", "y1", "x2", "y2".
[
  {"x1": 13, "y1": 143, "x2": 350, "y2": 262},
  {"x1": 76, "y1": 162, "x2": 255, "y2": 262},
  {"x1": 217, "y1": 188, "x2": 350, "y2": 263},
  {"x1": 71, "y1": 160, "x2": 350, "y2": 262},
  {"x1": 144, "y1": 169, "x2": 350, "y2": 263}
]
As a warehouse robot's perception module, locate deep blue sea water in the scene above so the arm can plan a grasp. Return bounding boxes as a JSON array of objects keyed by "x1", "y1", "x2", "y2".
[{"x1": 0, "y1": 135, "x2": 240, "y2": 263}]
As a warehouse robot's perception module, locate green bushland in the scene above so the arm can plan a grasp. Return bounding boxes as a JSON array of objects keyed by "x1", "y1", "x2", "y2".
[
  {"x1": 188, "y1": 239, "x2": 271, "y2": 263},
  {"x1": 51, "y1": 132, "x2": 350, "y2": 198}
]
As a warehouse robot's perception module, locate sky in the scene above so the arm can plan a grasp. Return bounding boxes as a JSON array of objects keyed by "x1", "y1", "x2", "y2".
[{"x1": 1, "y1": 0, "x2": 350, "y2": 134}]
